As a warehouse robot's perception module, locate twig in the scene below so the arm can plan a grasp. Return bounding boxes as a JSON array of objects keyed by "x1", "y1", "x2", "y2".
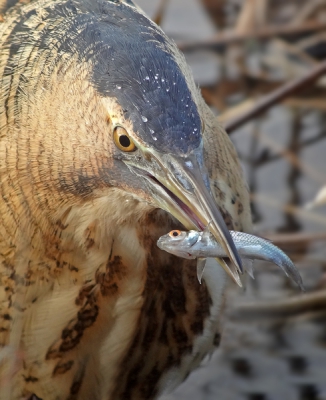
[
  {"x1": 263, "y1": 231, "x2": 326, "y2": 245},
  {"x1": 251, "y1": 193, "x2": 326, "y2": 226},
  {"x1": 255, "y1": 255, "x2": 326, "y2": 267},
  {"x1": 256, "y1": 130, "x2": 325, "y2": 184},
  {"x1": 224, "y1": 60, "x2": 326, "y2": 133},
  {"x1": 235, "y1": 0, "x2": 259, "y2": 34},
  {"x1": 153, "y1": 0, "x2": 169, "y2": 26},
  {"x1": 218, "y1": 99, "x2": 255, "y2": 125},
  {"x1": 238, "y1": 129, "x2": 326, "y2": 166},
  {"x1": 285, "y1": 309, "x2": 326, "y2": 323},
  {"x1": 273, "y1": 38, "x2": 318, "y2": 67},
  {"x1": 297, "y1": 31, "x2": 326, "y2": 53},
  {"x1": 291, "y1": 0, "x2": 326, "y2": 26},
  {"x1": 285, "y1": 97, "x2": 326, "y2": 110},
  {"x1": 178, "y1": 20, "x2": 326, "y2": 52},
  {"x1": 234, "y1": 289, "x2": 326, "y2": 318},
  {"x1": 286, "y1": 256, "x2": 326, "y2": 266}
]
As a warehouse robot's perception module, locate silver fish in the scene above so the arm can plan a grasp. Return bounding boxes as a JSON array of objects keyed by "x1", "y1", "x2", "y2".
[{"x1": 157, "y1": 228, "x2": 304, "y2": 290}]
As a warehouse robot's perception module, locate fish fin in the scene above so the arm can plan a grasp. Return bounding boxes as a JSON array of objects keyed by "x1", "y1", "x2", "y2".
[
  {"x1": 216, "y1": 258, "x2": 242, "y2": 287},
  {"x1": 243, "y1": 259, "x2": 255, "y2": 279},
  {"x1": 197, "y1": 257, "x2": 207, "y2": 284},
  {"x1": 205, "y1": 220, "x2": 213, "y2": 231},
  {"x1": 202, "y1": 221, "x2": 212, "y2": 240}
]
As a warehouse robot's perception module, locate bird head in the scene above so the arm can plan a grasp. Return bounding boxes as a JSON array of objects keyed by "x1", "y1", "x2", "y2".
[
  {"x1": 10, "y1": 0, "x2": 242, "y2": 279},
  {"x1": 85, "y1": 1, "x2": 242, "y2": 277}
]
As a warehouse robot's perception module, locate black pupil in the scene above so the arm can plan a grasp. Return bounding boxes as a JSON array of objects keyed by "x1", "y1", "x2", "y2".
[
  {"x1": 172, "y1": 231, "x2": 179, "y2": 237},
  {"x1": 119, "y1": 135, "x2": 131, "y2": 148}
]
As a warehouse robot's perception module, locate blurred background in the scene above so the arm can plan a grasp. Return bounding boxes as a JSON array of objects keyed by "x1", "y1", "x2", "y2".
[{"x1": 137, "y1": 1, "x2": 326, "y2": 399}]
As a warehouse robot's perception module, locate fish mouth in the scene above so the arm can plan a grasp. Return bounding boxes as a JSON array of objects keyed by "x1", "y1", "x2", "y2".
[{"x1": 126, "y1": 150, "x2": 243, "y2": 284}]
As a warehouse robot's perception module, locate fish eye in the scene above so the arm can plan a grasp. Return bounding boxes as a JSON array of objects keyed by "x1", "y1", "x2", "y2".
[
  {"x1": 169, "y1": 230, "x2": 181, "y2": 238},
  {"x1": 113, "y1": 126, "x2": 137, "y2": 152}
]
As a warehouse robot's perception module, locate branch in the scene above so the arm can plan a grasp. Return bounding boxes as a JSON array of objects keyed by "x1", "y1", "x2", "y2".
[
  {"x1": 177, "y1": 20, "x2": 326, "y2": 52},
  {"x1": 153, "y1": 0, "x2": 169, "y2": 26},
  {"x1": 224, "y1": 60, "x2": 326, "y2": 133},
  {"x1": 234, "y1": 289, "x2": 326, "y2": 318},
  {"x1": 264, "y1": 231, "x2": 326, "y2": 245}
]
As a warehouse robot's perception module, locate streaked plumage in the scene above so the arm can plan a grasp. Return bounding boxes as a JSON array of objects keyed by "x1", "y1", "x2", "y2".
[{"x1": 0, "y1": 0, "x2": 251, "y2": 399}]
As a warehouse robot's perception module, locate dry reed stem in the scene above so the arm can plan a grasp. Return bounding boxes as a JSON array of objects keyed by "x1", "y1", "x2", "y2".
[
  {"x1": 256, "y1": 130, "x2": 325, "y2": 184},
  {"x1": 152, "y1": 0, "x2": 169, "y2": 26},
  {"x1": 178, "y1": 20, "x2": 326, "y2": 52},
  {"x1": 224, "y1": 60, "x2": 326, "y2": 133},
  {"x1": 234, "y1": 289, "x2": 326, "y2": 318},
  {"x1": 264, "y1": 231, "x2": 326, "y2": 244},
  {"x1": 291, "y1": 0, "x2": 326, "y2": 25},
  {"x1": 251, "y1": 193, "x2": 326, "y2": 226}
]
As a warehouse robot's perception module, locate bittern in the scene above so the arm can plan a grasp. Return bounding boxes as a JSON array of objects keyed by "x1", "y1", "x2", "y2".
[{"x1": 0, "y1": 0, "x2": 251, "y2": 399}]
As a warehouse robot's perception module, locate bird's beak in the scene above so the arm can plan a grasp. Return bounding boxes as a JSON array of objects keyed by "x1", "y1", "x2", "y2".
[{"x1": 126, "y1": 148, "x2": 243, "y2": 284}]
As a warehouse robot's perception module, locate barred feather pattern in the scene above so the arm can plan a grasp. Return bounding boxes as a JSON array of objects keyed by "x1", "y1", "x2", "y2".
[{"x1": 0, "y1": 1, "x2": 251, "y2": 399}]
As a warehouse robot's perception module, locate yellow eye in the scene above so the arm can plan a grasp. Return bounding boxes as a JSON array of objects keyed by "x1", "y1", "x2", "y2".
[
  {"x1": 113, "y1": 126, "x2": 136, "y2": 152},
  {"x1": 169, "y1": 230, "x2": 181, "y2": 238}
]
